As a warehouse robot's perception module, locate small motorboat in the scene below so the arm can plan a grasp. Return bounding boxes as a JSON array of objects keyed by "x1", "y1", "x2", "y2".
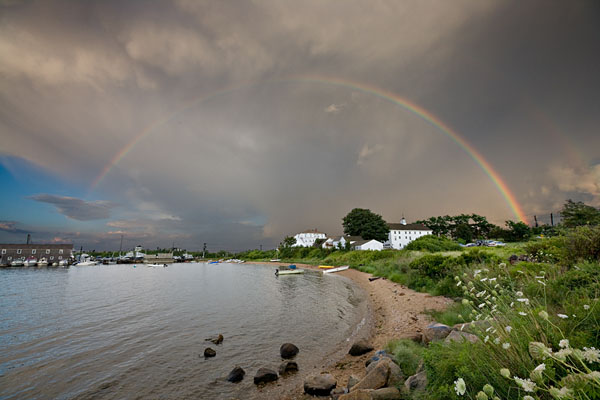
[
  {"x1": 58, "y1": 259, "x2": 69, "y2": 267},
  {"x1": 146, "y1": 263, "x2": 166, "y2": 267},
  {"x1": 37, "y1": 257, "x2": 48, "y2": 266},
  {"x1": 76, "y1": 260, "x2": 97, "y2": 266},
  {"x1": 23, "y1": 257, "x2": 38, "y2": 267},
  {"x1": 275, "y1": 268, "x2": 304, "y2": 275},
  {"x1": 10, "y1": 258, "x2": 24, "y2": 267},
  {"x1": 318, "y1": 265, "x2": 335, "y2": 269},
  {"x1": 323, "y1": 265, "x2": 349, "y2": 274}
]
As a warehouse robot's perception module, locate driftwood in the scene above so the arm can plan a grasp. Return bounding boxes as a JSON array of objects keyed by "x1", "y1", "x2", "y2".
[{"x1": 368, "y1": 277, "x2": 381, "y2": 282}]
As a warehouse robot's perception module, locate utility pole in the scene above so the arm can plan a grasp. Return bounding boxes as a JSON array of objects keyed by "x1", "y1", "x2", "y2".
[
  {"x1": 550, "y1": 213, "x2": 554, "y2": 227},
  {"x1": 203, "y1": 243, "x2": 207, "y2": 259},
  {"x1": 534, "y1": 215, "x2": 538, "y2": 228}
]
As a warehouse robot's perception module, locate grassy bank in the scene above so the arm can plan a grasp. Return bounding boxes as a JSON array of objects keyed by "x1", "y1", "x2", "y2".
[{"x1": 238, "y1": 228, "x2": 600, "y2": 399}]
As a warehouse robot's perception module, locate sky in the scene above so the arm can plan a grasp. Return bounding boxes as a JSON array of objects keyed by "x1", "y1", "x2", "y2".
[{"x1": 1, "y1": 0, "x2": 599, "y2": 252}]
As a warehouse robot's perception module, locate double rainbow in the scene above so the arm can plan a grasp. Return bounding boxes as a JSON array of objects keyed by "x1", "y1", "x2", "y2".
[{"x1": 90, "y1": 75, "x2": 526, "y2": 223}]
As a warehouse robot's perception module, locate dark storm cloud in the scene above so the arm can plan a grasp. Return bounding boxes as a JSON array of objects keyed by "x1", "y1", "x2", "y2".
[
  {"x1": 30, "y1": 194, "x2": 115, "y2": 221},
  {"x1": 1, "y1": 0, "x2": 599, "y2": 249}
]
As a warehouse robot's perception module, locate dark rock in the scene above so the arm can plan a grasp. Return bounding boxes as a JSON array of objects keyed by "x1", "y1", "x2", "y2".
[
  {"x1": 508, "y1": 254, "x2": 519, "y2": 265},
  {"x1": 205, "y1": 334, "x2": 224, "y2": 344},
  {"x1": 304, "y1": 374, "x2": 337, "y2": 396},
  {"x1": 280, "y1": 343, "x2": 299, "y2": 359},
  {"x1": 278, "y1": 360, "x2": 298, "y2": 376},
  {"x1": 227, "y1": 366, "x2": 245, "y2": 382},
  {"x1": 386, "y1": 359, "x2": 404, "y2": 387},
  {"x1": 404, "y1": 371, "x2": 427, "y2": 392},
  {"x1": 423, "y1": 322, "x2": 451, "y2": 342},
  {"x1": 253, "y1": 368, "x2": 278, "y2": 385},
  {"x1": 204, "y1": 347, "x2": 216, "y2": 357},
  {"x1": 349, "y1": 340, "x2": 374, "y2": 356}
]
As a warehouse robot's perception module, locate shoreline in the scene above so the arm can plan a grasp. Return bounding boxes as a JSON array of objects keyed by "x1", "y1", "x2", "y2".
[{"x1": 245, "y1": 261, "x2": 452, "y2": 398}]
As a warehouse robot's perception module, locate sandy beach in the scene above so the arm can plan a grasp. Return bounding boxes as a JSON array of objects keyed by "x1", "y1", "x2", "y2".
[{"x1": 248, "y1": 262, "x2": 452, "y2": 398}]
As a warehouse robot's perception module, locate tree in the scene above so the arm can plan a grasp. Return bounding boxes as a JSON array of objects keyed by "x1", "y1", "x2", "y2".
[
  {"x1": 561, "y1": 199, "x2": 600, "y2": 227},
  {"x1": 505, "y1": 221, "x2": 531, "y2": 242},
  {"x1": 454, "y1": 223, "x2": 473, "y2": 243},
  {"x1": 342, "y1": 208, "x2": 389, "y2": 242},
  {"x1": 280, "y1": 235, "x2": 296, "y2": 249}
]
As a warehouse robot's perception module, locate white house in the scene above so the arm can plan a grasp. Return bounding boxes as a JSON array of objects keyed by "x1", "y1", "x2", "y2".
[
  {"x1": 387, "y1": 218, "x2": 432, "y2": 249},
  {"x1": 322, "y1": 235, "x2": 362, "y2": 249},
  {"x1": 293, "y1": 229, "x2": 327, "y2": 247},
  {"x1": 352, "y1": 239, "x2": 384, "y2": 251}
]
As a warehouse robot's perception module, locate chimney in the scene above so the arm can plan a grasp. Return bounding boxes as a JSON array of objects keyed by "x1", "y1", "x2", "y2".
[
  {"x1": 26, "y1": 234, "x2": 31, "y2": 244},
  {"x1": 401, "y1": 215, "x2": 407, "y2": 225}
]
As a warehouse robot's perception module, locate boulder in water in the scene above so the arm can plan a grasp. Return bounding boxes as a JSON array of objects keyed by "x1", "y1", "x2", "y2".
[
  {"x1": 227, "y1": 366, "x2": 245, "y2": 383},
  {"x1": 278, "y1": 360, "x2": 299, "y2": 375},
  {"x1": 253, "y1": 368, "x2": 278, "y2": 385},
  {"x1": 280, "y1": 343, "x2": 299, "y2": 359},
  {"x1": 204, "y1": 347, "x2": 216, "y2": 357}
]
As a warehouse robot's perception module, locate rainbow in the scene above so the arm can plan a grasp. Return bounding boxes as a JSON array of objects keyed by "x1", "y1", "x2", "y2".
[{"x1": 90, "y1": 75, "x2": 527, "y2": 222}]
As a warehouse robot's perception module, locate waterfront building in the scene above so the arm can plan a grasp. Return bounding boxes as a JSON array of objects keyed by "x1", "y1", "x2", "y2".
[
  {"x1": 292, "y1": 229, "x2": 327, "y2": 247},
  {"x1": 386, "y1": 217, "x2": 432, "y2": 249},
  {"x1": 352, "y1": 239, "x2": 384, "y2": 251},
  {"x1": 0, "y1": 243, "x2": 74, "y2": 266}
]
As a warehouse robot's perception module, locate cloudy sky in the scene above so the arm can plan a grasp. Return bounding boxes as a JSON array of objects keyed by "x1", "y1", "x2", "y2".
[{"x1": 1, "y1": 0, "x2": 599, "y2": 251}]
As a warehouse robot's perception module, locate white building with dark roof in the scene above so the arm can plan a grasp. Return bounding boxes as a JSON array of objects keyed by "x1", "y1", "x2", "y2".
[
  {"x1": 292, "y1": 229, "x2": 327, "y2": 247},
  {"x1": 387, "y1": 217, "x2": 432, "y2": 249}
]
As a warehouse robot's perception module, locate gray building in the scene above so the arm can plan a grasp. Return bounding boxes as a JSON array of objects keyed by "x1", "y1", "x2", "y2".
[{"x1": 0, "y1": 244, "x2": 74, "y2": 266}]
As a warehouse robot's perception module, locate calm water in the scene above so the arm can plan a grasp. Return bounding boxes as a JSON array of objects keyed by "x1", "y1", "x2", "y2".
[{"x1": 0, "y1": 263, "x2": 367, "y2": 399}]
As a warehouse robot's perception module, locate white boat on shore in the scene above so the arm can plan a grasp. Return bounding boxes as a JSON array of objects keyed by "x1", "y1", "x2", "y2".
[
  {"x1": 275, "y1": 268, "x2": 304, "y2": 275},
  {"x1": 10, "y1": 258, "x2": 24, "y2": 266},
  {"x1": 146, "y1": 263, "x2": 167, "y2": 267},
  {"x1": 23, "y1": 257, "x2": 38, "y2": 267},
  {"x1": 323, "y1": 265, "x2": 349, "y2": 274},
  {"x1": 37, "y1": 257, "x2": 48, "y2": 266}
]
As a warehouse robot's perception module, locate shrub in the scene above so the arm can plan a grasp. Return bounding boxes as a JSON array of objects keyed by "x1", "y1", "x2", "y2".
[
  {"x1": 409, "y1": 254, "x2": 454, "y2": 278},
  {"x1": 386, "y1": 339, "x2": 425, "y2": 377},
  {"x1": 563, "y1": 226, "x2": 600, "y2": 263},
  {"x1": 405, "y1": 235, "x2": 463, "y2": 252}
]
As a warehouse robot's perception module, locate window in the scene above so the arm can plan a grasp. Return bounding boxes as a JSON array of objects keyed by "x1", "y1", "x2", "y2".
[
  {"x1": 46, "y1": 249, "x2": 50, "y2": 254},
  {"x1": 58, "y1": 256, "x2": 62, "y2": 260},
  {"x1": 50, "y1": 256, "x2": 54, "y2": 260},
  {"x1": 32, "y1": 249, "x2": 36, "y2": 254},
  {"x1": 59, "y1": 249, "x2": 63, "y2": 254},
  {"x1": 8, "y1": 256, "x2": 12, "y2": 260},
  {"x1": 1, "y1": 249, "x2": 5, "y2": 254},
  {"x1": 17, "y1": 249, "x2": 22, "y2": 254}
]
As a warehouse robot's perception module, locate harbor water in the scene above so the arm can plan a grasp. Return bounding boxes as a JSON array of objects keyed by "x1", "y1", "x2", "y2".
[{"x1": 0, "y1": 263, "x2": 367, "y2": 399}]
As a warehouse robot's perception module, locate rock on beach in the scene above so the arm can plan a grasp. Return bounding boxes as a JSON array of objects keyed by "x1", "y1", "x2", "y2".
[
  {"x1": 204, "y1": 347, "x2": 216, "y2": 357},
  {"x1": 304, "y1": 373, "x2": 337, "y2": 396},
  {"x1": 349, "y1": 340, "x2": 373, "y2": 356},
  {"x1": 227, "y1": 366, "x2": 245, "y2": 383},
  {"x1": 280, "y1": 343, "x2": 299, "y2": 359},
  {"x1": 253, "y1": 368, "x2": 278, "y2": 385}
]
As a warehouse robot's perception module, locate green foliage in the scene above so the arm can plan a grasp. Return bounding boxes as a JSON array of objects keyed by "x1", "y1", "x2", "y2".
[
  {"x1": 454, "y1": 223, "x2": 473, "y2": 243},
  {"x1": 342, "y1": 208, "x2": 389, "y2": 242},
  {"x1": 409, "y1": 254, "x2": 452, "y2": 278},
  {"x1": 405, "y1": 235, "x2": 462, "y2": 252},
  {"x1": 561, "y1": 199, "x2": 600, "y2": 227},
  {"x1": 386, "y1": 339, "x2": 425, "y2": 377},
  {"x1": 417, "y1": 214, "x2": 496, "y2": 240},
  {"x1": 563, "y1": 225, "x2": 600, "y2": 263},
  {"x1": 281, "y1": 235, "x2": 296, "y2": 248},
  {"x1": 504, "y1": 220, "x2": 532, "y2": 242}
]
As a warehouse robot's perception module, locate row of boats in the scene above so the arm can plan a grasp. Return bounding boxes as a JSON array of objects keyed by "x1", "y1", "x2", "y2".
[
  {"x1": 275, "y1": 265, "x2": 349, "y2": 275},
  {"x1": 8, "y1": 257, "x2": 69, "y2": 267}
]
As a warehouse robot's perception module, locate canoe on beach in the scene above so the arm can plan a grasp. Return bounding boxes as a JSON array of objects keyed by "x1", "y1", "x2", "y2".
[
  {"x1": 323, "y1": 265, "x2": 349, "y2": 274},
  {"x1": 275, "y1": 269, "x2": 304, "y2": 275},
  {"x1": 318, "y1": 265, "x2": 335, "y2": 269}
]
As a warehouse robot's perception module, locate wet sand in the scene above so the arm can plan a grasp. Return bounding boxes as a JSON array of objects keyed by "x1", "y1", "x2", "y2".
[{"x1": 246, "y1": 262, "x2": 452, "y2": 398}]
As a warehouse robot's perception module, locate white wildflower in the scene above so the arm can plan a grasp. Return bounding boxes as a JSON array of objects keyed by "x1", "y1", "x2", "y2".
[
  {"x1": 457, "y1": 281, "x2": 462, "y2": 287},
  {"x1": 489, "y1": 278, "x2": 497, "y2": 282},
  {"x1": 505, "y1": 326, "x2": 512, "y2": 333},
  {"x1": 516, "y1": 291, "x2": 524, "y2": 296},
  {"x1": 517, "y1": 298, "x2": 530, "y2": 305},
  {"x1": 476, "y1": 290, "x2": 486, "y2": 298},
  {"x1": 587, "y1": 371, "x2": 600, "y2": 381},
  {"x1": 553, "y1": 348, "x2": 572, "y2": 361},
  {"x1": 537, "y1": 280, "x2": 546, "y2": 286},
  {"x1": 530, "y1": 363, "x2": 546, "y2": 382},
  {"x1": 500, "y1": 368, "x2": 510, "y2": 378},
  {"x1": 523, "y1": 396, "x2": 534, "y2": 400},
  {"x1": 549, "y1": 386, "x2": 573, "y2": 399},
  {"x1": 557, "y1": 314, "x2": 568, "y2": 319},
  {"x1": 494, "y1": 284, "x2": 500, "y2": 289},
  {"x1": 499, "y1": 262, "x2": 506, "y2": 268},
  {"x1": 480, "y1": 277, "x2": 488, "y2": 282},
  {"x1": 583, "y1": 347, "x2": 600, "y2": 363},
  {"x1": 559, "y1": 339, "x2": 569, "y2": 349},
  {"x1": 584, "y1": 304, "x2": 590, "y2": 310},
  {"x1": 538, "y1": 310, "x2": 549, "y2": 320},
  {"x1": 479, "y1": 303, "x2": 486, "y2": 309},
  {"x1": 514, "y1": 376, "x2": 537, "y2": 392},
  {"x1": 494, "y1": 337, "x2": 501, "y2": 345},
  {"x1": 502, "y1": 342, "x2": 511, "y2": 349},
  {"x1": 519, "y1": 312, "x2": 527, "y2": 316},
  {"x1": 510, "y1": 302, "x2": 514, "y2": 307},
  {"x1": 484, "y1": 335, "x2": 489, "y2": 343},
  {"x1": 485, "y1": 326, "x2": 493, "y2": 332},
  {"x1": 454, "y1": 377, "x2": 466, "y2": 396}
]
